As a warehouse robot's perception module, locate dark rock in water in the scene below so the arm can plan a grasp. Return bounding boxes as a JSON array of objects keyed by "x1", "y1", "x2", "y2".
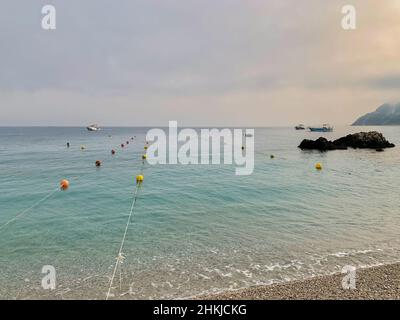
[
  {"x1": 298, "y1": 131, "x2": 395, "y2": 151},
  {"x1": 333, "y1": 132, "x2": 395, "y2": 149},
  {"x1": 298, "y1": 137, "x2": 345, "y2": 151}
]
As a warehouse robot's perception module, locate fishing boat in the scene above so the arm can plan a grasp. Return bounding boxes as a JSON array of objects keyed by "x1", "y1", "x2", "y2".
[
  {"x1": 308, "y1": 124, "x2": 333, "y2": 132},
  {"x1": 87, "y1": 124, "x2": 100, "y2": 131},
  {"x1": 295, "y1": 124, "x2": 305, "y2": 130}
]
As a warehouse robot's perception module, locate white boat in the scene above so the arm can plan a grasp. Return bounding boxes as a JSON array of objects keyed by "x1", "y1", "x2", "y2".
[
  {"x1": 87, "y1": 124, "x2": 100, "y2": 131},
  {"x1": 295, "y1": 124, "x2": 305, "y2": 130}
]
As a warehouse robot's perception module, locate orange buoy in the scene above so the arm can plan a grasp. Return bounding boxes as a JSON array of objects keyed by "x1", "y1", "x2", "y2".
[
  {"x1": 111, "y1": 149, "x2": 116, "y2": 155},
  {"x1": 60, "y1": 179, "x2": 69, "y2": 190},
  {"x1": 95, "y1": 160, "x2": 102, "y2": 167},
  {"x1": 121, "y1": 144, "x2": 125, "y2": 148}
]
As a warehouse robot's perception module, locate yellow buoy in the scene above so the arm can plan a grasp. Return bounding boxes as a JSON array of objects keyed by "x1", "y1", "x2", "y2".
[
  {"x1": 136, "y1": 175, "x2": 144, "y2": 184},
  {"x1": 144, "y1": 146, "x2": 148, "y2": 150},
  {"x1": 142, "y1": 154, "x2": 147, "y2": 160},
  {"x1": 80, "y1": 145, "x2": 86, "y2": 150},
  {"x1": 60, "y1": 179, "x2": 70, "y2": 190},
  {"x1": 270, "y1": 155, "x2": 275, "y2": 159},
  {"x1": 315, "y1": 163, "x2": 322, "y2": 170}
]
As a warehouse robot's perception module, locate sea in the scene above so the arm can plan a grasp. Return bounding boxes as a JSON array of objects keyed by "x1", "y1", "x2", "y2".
[{"x1": 0, "y1": 126, "x2": 400, "y2": 299}]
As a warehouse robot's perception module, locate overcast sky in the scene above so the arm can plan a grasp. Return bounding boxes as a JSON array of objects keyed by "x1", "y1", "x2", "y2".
[{"x1": 0, "y1": 0, "x2": 399, "y2": 126}]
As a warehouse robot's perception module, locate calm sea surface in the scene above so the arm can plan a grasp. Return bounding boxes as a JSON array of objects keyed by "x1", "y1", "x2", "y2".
[{"x1": 1, "y1": 126, "x2": 400, "y2": 299}]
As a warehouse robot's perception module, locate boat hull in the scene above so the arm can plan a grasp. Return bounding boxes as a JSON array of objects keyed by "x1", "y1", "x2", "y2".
[{"x1": 309, "y1": 127, "x2": 333, "y2": 132}]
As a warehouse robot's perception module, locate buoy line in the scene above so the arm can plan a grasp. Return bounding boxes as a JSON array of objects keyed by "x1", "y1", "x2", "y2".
[
  {"x1": 0, "y1": 187, "x2": 59, "y2": 231},
  {"x1": 106, "y1": 147, "x2": 147, "y2": 300},
  {"x1": 105, "y1": 183, "x2": 140, "y2": 300},
  {"x1": 2, "y1": 135, "x2": 145, "y2": 298},
  {"x1": 0, "y1": 168, "x2": 113, "y2": 232}
]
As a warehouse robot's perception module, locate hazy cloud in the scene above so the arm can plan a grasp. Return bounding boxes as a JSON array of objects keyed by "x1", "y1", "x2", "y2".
[
  {"x1": 0, "y1": 0, "x2": 399, "y2": 125},
  {"x1": 366, "y1": 75, "x2": 400, "y2": 89}
]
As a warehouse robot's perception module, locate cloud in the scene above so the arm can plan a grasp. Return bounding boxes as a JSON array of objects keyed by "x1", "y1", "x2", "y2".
[
  {"x1": 0, "y1": 0, "x2": 400, "y2": 125},
  {"x1": 365, "y1": 75, "x2": 400, "y2": 89}
]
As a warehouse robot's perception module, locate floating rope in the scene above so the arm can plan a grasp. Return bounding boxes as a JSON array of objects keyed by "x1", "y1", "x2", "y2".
[
  {"x1": 1, "y1": 135, "x2": 139, "y2": 233},
  {"x1": 2, "y1": 135, "x2": 146, "y2": 299},
  {"x1": 0, "y1": 173, "x2": 109, "y2": 233},
  {"x1": 106, "y1": 183, "x2": 141, "y2": 300},
  {"x1": 0, "y1": 187, "x2": 59, "y2": 231},
  {"x1": 106, "y1": 144, "x2": 147, "y2": 300}
]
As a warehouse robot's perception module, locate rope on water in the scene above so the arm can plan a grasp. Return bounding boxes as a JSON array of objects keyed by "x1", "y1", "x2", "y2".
[
  {"x1": 0, "y1": 188, "x2": 59, "y2": 231},
  {"x1": 0, "y1": 174, "x2": 108, "y2": 232},
  {"x1": 106, "y1": 182, "x2": 141, "y2": 300},
  {"x1": 0, "y1": 136, "x2": 140, "y2": 234}
]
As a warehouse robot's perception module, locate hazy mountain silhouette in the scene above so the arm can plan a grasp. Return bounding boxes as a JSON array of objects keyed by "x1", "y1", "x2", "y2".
[{"x1": 353, "y1": 103, "x2": 400, "y2": 125}]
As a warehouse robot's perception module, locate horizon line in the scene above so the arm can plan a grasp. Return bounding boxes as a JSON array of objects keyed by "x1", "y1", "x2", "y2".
[{"x1": 0, "y1": 124, "x2": 355, "y2": 128}]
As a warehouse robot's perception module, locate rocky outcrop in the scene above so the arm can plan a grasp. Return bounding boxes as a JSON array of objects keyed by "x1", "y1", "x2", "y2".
[
  {"x1": 298, "y1": 137, "x2": 345, "y2": 151},
  {"x1": 298, "y1": 131, "x2": 395, "y2": 151}
]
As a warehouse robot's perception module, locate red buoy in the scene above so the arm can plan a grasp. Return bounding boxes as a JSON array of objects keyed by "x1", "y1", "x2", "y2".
[
  {"x1": 111, "y1": 150, "x2": 116, "y2": 155},
  {"x1": 121, "y1": 144, "x2": 124, "y2": 148},
  {"x1": 95, "y1": 160, "x2": 102, "y2": 167}
]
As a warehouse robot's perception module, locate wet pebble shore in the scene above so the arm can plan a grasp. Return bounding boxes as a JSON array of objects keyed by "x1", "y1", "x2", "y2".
[{"x1": 198, "y1": 263, "x2": 400, "y2": 300}]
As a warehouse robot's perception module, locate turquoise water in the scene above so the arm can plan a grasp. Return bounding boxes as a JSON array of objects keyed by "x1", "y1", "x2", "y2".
[{"x1": 1, "y1": 126, "x2": 400, "y2": 299}]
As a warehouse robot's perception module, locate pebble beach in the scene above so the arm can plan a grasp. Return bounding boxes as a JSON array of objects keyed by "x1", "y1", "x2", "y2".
[{"x1": 200, "y1": 263, "x2": 400, "y2": 300}]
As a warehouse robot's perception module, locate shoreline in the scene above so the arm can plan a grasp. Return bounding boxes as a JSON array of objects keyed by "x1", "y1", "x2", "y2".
[{"x1": 198, "y1": 262, "x2": 400, "y2": 300}]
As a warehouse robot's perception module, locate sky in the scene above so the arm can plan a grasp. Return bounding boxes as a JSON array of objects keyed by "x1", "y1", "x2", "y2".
[{"x1": 0, "y1": 0, "x2": 399, "y2": 126}]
